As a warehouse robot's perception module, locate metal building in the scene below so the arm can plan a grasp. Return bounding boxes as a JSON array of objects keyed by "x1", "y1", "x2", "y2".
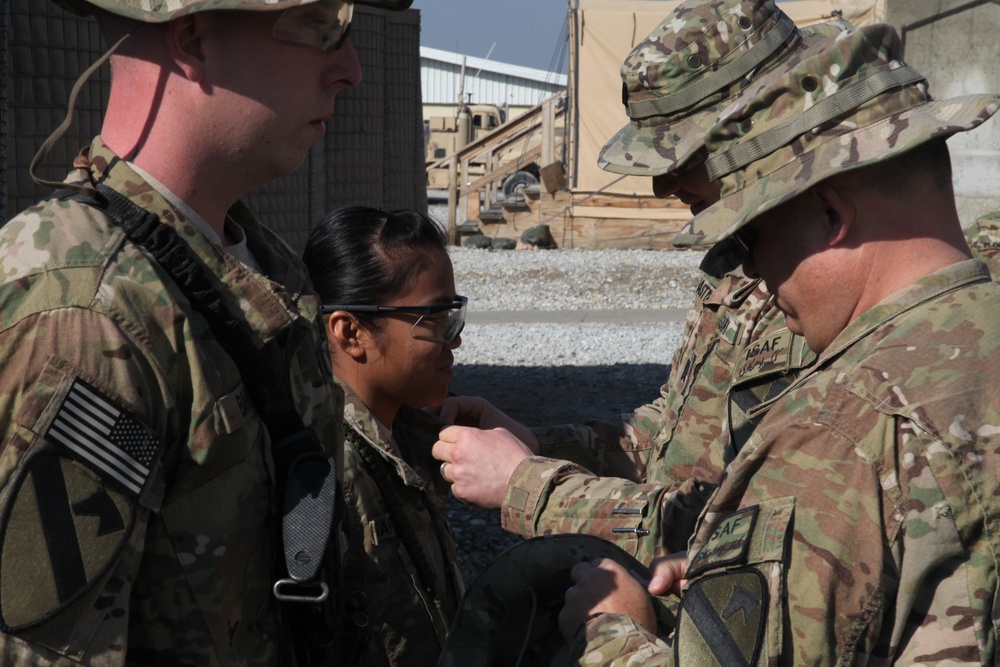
[{"x1": 420, "y1": 46, "x2": 567, "y2": 121}]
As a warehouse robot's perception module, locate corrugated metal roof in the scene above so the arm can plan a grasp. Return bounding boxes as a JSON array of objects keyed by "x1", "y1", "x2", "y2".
[{"x1": 421, "y1": 46, "x2": 567, "y2": 107}]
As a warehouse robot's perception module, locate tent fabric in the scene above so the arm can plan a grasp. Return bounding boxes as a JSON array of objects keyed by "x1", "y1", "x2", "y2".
[{"x1": 571, "y1": 0, "x2": 885, "y2": 195}]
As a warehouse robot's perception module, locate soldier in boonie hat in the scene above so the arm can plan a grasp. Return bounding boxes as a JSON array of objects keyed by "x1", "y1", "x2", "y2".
[
  {"x1": 599, "y1": 0, "x2": 848, "y2": 179},
  {"x1": 686, "y1": 22, "x2": 1000, "y2": 244}
]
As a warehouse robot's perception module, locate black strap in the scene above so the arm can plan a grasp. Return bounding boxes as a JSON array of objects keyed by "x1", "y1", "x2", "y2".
[{"x1": 59, "y1": 185, "x2": 342, "y2": 665}]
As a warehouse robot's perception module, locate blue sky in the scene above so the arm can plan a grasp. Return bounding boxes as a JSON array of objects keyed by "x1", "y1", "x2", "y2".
[
  {"x1": 416, "y1": 0, "x2": 814, "y2": 73},
  {"x1": 418, "y1": 0, "x2": 570, "y2": 73}
]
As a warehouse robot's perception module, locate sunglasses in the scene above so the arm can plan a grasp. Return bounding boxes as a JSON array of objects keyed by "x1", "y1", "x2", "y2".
[
  {"x1": 320, "y1": 296, "x2": 468, "y2": 344},
  {"x1": 273, "y1": 0, "x2": 355, "y2": 52}
]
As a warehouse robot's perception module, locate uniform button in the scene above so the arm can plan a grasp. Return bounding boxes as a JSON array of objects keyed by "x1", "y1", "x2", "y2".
[
  {"x1": 738, "y1": 16, "x2": 752, "y2": 29},
  {"x1": 801, "y1": 75, "x2": 818, "y2": 92},
  {"x1": 740, "y1": 118, "x2": 754, "y2": 133},
  {"x1": 687, "y1": 54, "x2": 702, "y2": 69}
]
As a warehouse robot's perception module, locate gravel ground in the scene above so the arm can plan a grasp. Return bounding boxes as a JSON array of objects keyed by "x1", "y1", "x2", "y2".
[{"x1": 441, "y1": 241, "x2": 705, "y2": 584}]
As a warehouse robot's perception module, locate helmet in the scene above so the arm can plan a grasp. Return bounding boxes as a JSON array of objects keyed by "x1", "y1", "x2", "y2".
[{"x1": 54, "y1": 0, "x2": 413, "y2": 22}]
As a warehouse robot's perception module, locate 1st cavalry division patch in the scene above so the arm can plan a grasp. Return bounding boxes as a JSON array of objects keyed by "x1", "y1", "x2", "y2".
[{"x1": 0, "y1": 379, "x2": 156, "y2": 631}]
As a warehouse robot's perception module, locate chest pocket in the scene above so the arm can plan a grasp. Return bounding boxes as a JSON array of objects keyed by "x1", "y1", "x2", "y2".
[{"x1": 676, "y1": 498, "x2": 795, "y2": 667}]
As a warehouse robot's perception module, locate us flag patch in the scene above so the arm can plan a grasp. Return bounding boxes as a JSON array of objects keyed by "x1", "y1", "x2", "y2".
[{"x1": 44, "y1": 380, "x2": 158, "y2": 497}]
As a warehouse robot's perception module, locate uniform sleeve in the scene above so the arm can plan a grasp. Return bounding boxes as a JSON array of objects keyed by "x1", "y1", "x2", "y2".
[
  {"x1": 499, "y1": 456, "x2": 714, "y2": 563},
  {"x1": 569, "y1": 614, "x2": 673, "y2": 666},
  {"x1": 530, "y1": 389, "x2": 669, "y2": 481},
  {"x1": 0, "y1": 306, "x2": 173, "y2": 665}
]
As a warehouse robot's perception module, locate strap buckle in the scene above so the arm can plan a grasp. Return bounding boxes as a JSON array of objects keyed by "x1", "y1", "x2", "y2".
[{"x1": 273, "y1": 578, "x2": 330, "y2": 603}]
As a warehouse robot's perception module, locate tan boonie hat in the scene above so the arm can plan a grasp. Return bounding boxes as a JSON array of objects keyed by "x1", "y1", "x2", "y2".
[
  {"x1": 598, "y1": 0, "x2": 849, "y2": 177},
  {"x1": 682, "y1": 22, "x2": 1000, "y2": 244},
  {"x1": 55, "y1": 0, "x2": 412, "y2": 21},
  {"x1": 438, "y1": 534, "x2": 677, "y2": 667}
]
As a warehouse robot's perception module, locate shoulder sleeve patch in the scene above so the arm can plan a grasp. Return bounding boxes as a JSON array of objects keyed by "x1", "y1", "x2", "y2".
[
  {"x1": 687, "y1": 506, "x2": 757, "y2": 579},
  {"x1": 0, "y1": 449, "x2": 136, "y2": 632}
]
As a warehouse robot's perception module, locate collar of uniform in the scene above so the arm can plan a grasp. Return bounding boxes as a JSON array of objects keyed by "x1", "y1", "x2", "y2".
[
  {"x1": 85, "y1": 138, "x2": 318, "y2": 345},
  {"x1": 812, "y1": 259, "x2": 991, "y2": 373},
  {"x1": 338, "y1": 378, "x2": 431, "y2": 490}
]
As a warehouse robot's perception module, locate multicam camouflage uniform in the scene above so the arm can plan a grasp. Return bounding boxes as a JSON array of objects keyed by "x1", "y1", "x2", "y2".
[
  {"x1": 0, "y1": 138, "x2": 344, "y2": 665},
  {"x1": 966, "y1": 209, "x2": 1000, "y2": 273},
  {"x1": 575, "y1": 23, "x2": 1000, "y2": 665},
  {"x1": 339, "y1": 380, "x2": 463, "y2": 666},
  {"x1": 498, "y1": 0, "x2": 830, "y2": 564}
]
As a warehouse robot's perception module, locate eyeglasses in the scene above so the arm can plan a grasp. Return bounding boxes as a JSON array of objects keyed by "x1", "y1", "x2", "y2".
[
  {"x1": 273, "y1": 0, "x2": 355, "y2": 52},
  {"x1": 320, "y1": 296, "x2": 468, "y2": 344}
]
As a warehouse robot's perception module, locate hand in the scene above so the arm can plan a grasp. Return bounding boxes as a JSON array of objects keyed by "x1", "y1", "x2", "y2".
[
  {"x1": 558, "y1": 558, "x2": 657, "y2": 642},
  {"x1": 646, "y1": 552, "x2": 687, "y2": 597},
  {"x1": 437, "y1": 396, "x2": 540, "y2": 453},
  {"x1": 432, "y1": 425, "x2": 533, "y2": 508}
]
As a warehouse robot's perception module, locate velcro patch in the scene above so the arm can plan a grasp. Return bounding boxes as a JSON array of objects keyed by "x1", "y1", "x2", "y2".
[
  {"x1": 675, "y1": 569, "x2": 767, "y2": 667},
  {"x1": 717, "y1": 311, "x2": 743, "y2": 346},
  {"x1": 370, "y1": 513, "x2": 397, "y2": 545},
  {"x1": 44, "y1": 379, "x2": 158, "y2": 498},
  {"x1": 733, "y1": 329, "x2": 794, "y2": 385},
  {"x1": 688, "y1": 506, "x2": 757, "y2": 579},
  {"x1": 0, "y1": 450, "x2": 135, "y2": 631}
]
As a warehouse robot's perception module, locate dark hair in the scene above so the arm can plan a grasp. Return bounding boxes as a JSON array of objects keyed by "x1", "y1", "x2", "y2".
[{"x1": 303, "y1": 206, "x2": 448, "y2": 328}]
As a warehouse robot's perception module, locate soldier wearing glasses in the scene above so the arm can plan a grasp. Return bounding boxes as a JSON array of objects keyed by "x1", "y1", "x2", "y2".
[{"x1": 303, "y1": 206, "x2": 466, "y2": 666}]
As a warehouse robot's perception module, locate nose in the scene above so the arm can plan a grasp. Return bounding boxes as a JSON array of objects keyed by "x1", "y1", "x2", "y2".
[
  {"x1": 447, "y1": 333, "x2": 462, "y2": 350},
  {"x1": 652, "y1": 173, "x2": 680, "y2": 199},
  {"x1": 326, "y1": 37, "x2": 362, "y2": 89}
]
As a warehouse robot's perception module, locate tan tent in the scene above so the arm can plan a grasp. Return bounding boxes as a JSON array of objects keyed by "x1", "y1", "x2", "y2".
[{"x1": 570, "y1": 0, "x2": 886, "y2": 196}]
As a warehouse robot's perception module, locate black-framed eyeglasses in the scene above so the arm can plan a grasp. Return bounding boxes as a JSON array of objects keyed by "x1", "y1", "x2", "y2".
[
  {"x1": 320, "y1": 296, "x2": 468, "y2": 344},
  {"x1": 273, "y1": 0, "x2": 355, "y2": 52}
]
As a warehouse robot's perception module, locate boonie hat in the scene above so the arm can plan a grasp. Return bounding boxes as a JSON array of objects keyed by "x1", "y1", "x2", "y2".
[
  {"x1": 438, "y1": 534, "x2": 677, "y2": 667},
  {"x1": 599, "y1": 0, "x2": 847, "y2": 177},
  {"x1": 683, "y1": 22, "x2": 1000, "y2": 244}
]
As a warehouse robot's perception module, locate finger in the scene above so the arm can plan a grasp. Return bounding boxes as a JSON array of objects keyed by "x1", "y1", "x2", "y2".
[
  {"x1": 437, "y1": 398, "x2": 460, "y2": 424},
  {"x1": 569, "y1": 560, "x2": 595, "y2": 584},
  {"x1": 430, "y1": 439, "x2": 454, "y2": 463}
]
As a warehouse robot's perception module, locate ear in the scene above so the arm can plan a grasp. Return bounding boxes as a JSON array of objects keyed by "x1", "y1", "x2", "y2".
[
  {"x1": 325, "y1": 312, "x2": 371, "y2": 362},
  {"x1": 165, "y1": 15, "x2": 207, "y2": 83},
  {"x1": 809, "y1": 181, "x2": 856, "y2": 248}
]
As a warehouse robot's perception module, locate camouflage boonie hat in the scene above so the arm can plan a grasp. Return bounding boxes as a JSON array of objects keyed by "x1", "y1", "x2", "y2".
[
  {"x1": 55, "y1": 0, "x2": 412, "y2": 21},
  {"x1": 683, "y1": 23, "x2": 1000, "y2": 244},
  {"x1": 598, "y1": 0, "x2": 848, "y2": 177},
  {"x1": 439, "y1": 534, "x2": 674, "y2": 667}
]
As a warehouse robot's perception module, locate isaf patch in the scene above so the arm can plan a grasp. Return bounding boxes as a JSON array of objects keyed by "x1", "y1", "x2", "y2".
[
  {"x1": 688, "y1": 506, "x2": 757, "y2": 578},
  {"x1": 675, "y1": 569, "x2": 767, "y2": 667}
]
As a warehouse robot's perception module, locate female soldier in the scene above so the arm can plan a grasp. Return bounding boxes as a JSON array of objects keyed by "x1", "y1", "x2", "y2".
[{"x1": 303, "y1": 206, "x2": 465, "y2": 666}]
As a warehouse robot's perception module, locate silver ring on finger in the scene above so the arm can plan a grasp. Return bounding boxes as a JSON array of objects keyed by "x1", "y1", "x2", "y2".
[{"x1": 440, "y1": 461, "x2": 450, "y2": 482}]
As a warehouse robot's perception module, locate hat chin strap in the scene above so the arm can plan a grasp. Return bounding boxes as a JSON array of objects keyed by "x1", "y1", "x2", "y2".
[
  {"x1": 706, "y1": 65, "x2": 927, "y2": 180},
  {"x1": 29, "y1": 30, "x2": 134, "y2": 193}
]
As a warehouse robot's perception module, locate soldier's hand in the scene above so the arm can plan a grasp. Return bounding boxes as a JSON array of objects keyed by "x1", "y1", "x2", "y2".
[
  {"x1": 437, "y1": 396, "x2": 540, "y2": 453},
  {"x1": 432, "y1": 425, "x2": 533, "y2": 508},
  {"x1": 647, "y1": 551, "x2": 687, "y2": 596},
  {"x1": 559, "y1": 558, "x2": 657, "y2": 641}
]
